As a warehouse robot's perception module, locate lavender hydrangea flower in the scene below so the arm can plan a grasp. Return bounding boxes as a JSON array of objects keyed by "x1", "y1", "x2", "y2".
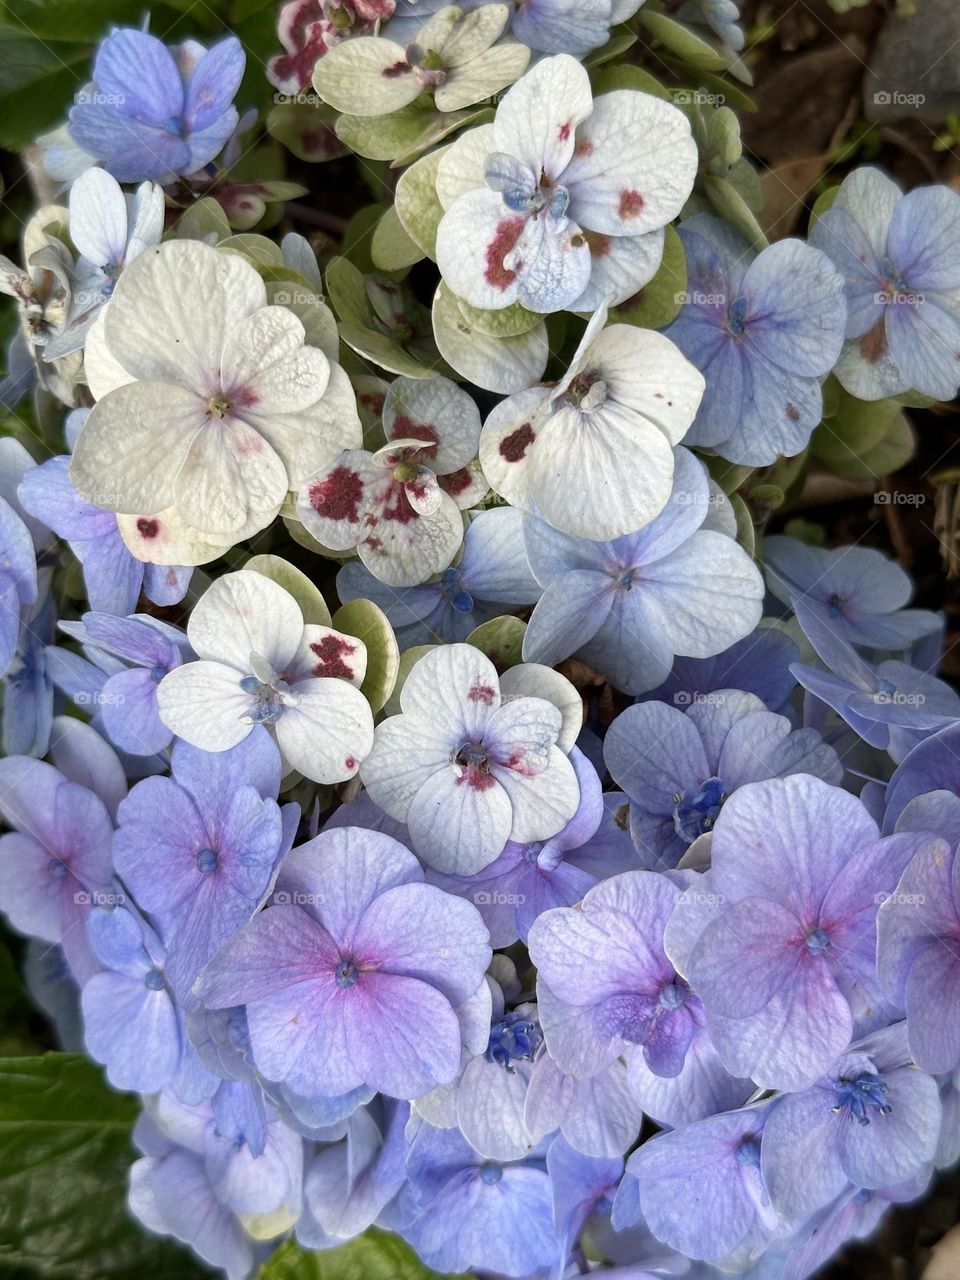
[
  {"x1": 665, "y1": 214, "x2": 846, "y2": 465},
  {"x1": 388, "y1": 0, "x2": 644, "y2": 58},
  {"x1": 613, "y1": 1104, "x2": 779, "y2": 1265},
  {"x1": 761, "y1": 1024, "x2": 941, "y2": 1223},
  {"x1": 520, "y1": 449, "x2": 764, "y2": 693},
  {"x1": 809, "y1": 166, "x2": 960, "y2": 402},
  {"x1": 525, "y1": 1051, "x2": 642, "y2": 1158},
  {"x1": 2, "y1": 590, "x2": 55, "y2": 757},
  {"x1": 876, "y1": 837, "x2": 960, "y2": 1074},
  {"x1": 81, "y1": 904, "x2": 215, "y2": 1098},
  {"x1": 336, "y1": 505, "x2": 541, "y2": 647},
  {"x1": 0, "y1": 491, "x2": 38, "y2": 678},
  {"x1": 68, "y1": 29, "x2": 246, "y2": 183},
  {"x1": 156, "y1": 569, "x2": 374, "y2": 785},
  {"x1": 360, "y1": 643, "x2": 580, "y2": 873},
  {"x1": 196, "y1": 825, "x2": 492, "y2": 1099},
  {"x1": 603, "y1": 689, "x2": 842, "y2": 870},
  {"x1": 58, "y1": 612, "x2": 190, "y2": 755},
  {"x1": 389, "y1": 1123, "x2": 558, "y2": 1277},
  {"x1": 113, "y1": 730, "x2": 297, "y2": 1004},
  {"x1": 765, "y1": 535, "x2": 940, "y2": 651},
  {"x1": 667, "y1": 775, "x2": 937, "y2": 1091},
  {"x1": 529, "y1": 870, "x2": 750, "y2": 1129},
  {"x1": 435, "y1": 54, "x2": 697, "y2": 313},
  {"x1": 0, "y1": 757, "x2": 114, "y2": 983},
  {"x1": 636, "y1": 625, "x2": 801, "y2": 714},
  {"x1": 789, "y1": 596, "x2": 959, "y2": 763},
  {"x1": 882, "y1": 721, "x2": 960, "y2": 834},
  {"x1": 430, "y1": 747, "x2": 636, "y2": 944},
  {"x1": 549, "y1": 1137, "x2": 623, "y2": 1279}
]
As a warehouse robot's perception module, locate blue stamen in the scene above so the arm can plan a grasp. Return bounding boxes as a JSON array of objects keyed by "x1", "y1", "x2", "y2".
[
  {"x1": 805, "y1": 928, "x2": 831, "y2": 956},
  {"x1": 480, "y1": 1162, "x2": 503, "y2": 1184},
  {"x1": 673, "y1": 776, "x2": 726, "y2": 843},
  {"x1": 833, "y1": 1072, "x2": 892, "y2": 1125},
  {"x1": 335, "y1": 959, "x2": 359, "y2": 989},
  {"x1": 728, "y1": 296, "x2": 749, "y2": 335},
  {"x1": 735, "y1": 1135, "x2": 761, "y2": 1166},
  {"x1": 144, "y1": 968, "x2": 166, "y2": 991},
  {"x1": 196, "y1": 847, "x2": 219, "y2": 874},
  {"x1": 657, "y1": 980, "x2": 689, "y2": 1011},
  {"x1": 150, "y1": 665, "x2": 167, "y2": 683},
  {"x1": 485, "y1": 1014, "x2": 541, "y2": 1071}
]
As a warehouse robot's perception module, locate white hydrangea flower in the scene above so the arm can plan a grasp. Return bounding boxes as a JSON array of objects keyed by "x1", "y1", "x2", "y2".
[
  {"x1": 156, "y1": 569, "x2": 375, "y2": 784},
  {"x1": 70, "y1": 239, "x2": 361, "y2": 542},
  {"x1": 434, "y1": 54, "x2": 697, "y2": 314},
  {"x1": 479, "y1": 306, "x2": 705, "y2": 540}
]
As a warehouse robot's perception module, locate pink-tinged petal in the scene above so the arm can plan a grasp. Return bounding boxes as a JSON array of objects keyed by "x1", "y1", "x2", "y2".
[
  {"x1": 342, "y1": 970, "x2": 462, "y2": 1097},
  {"x1": 358, "y1": 486, "x2": 464, "y2": 589},
  {"x1": 353, "y1": 882, "x2": 491, "y2": 1005},
  {"x1": 494, "y1": 746, "x2": 580, "y2": 845},
  {"x1": 176, "y1": 414, "x2": 288, "y2": 538},
  {"x1": 408, "y1": 761, "x2": 513, "y2": 875},
  {"x1": 297, "y1": 448, "x2": 383, "y2": 551},
  {"x1": 511, "y1": 211, "x2": 593, "y2": 314},
  {"x1": 275, "y1": 677, "x2": 374, "y2": 784},
  {"x1": 484, "y1": 695, "x2": 562, "y2": 777},
  {"x1": 563, "y1": 91, "x2": 697, "y2": 237},
  {"x1": 221, "y1": 305, "x2": 330, "y2": 415},
  {"x1": 279, "y1": 825, "x2": 421, "y2": 948},
  {"x1": 383, "y1": 375, "x2": 482, "y2": 476},
  {"x1": 401, "y1": 642, "x2": 501, "y2": 740},
  {"x1": 478, "y1": 386, "x2": 551, "y2": 514},
  {"x1": 436, "y1": 188, "x2": 527, "y2": 310},
  {"x1": 286, "y1": 624, "x2": 367, "y2": 686},
  {"x1": 244, "y1": 362, "x2": 362, "y2": 489},
  {"x1": 536, "y1": 980, "x2": 625, "y2": 1077},
  {"x1": 688, "y1": 897, "x2": 802, "y2": 1019},
  {"x1": 707, "y1": 958, "x2": 853, "y2": 1092},
  {"x1": 493, "y1": 52, "x2": 592, "y2": 180},
  {"x1": 196, "y1": 902, "x2": 340, "y2": 1005}
]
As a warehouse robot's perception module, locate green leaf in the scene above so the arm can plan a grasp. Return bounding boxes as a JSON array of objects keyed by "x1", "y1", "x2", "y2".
[
  {"x1": 0, "y1": 1053, "x2": 206, "y2": 1278},
  {"x1": 0, "y1": 32, "x2": 90, "y2": 150},
  {"x1": 372, "y1": 206, "x2": 424, "y2": 272},
  {"x1": 610, "y1": 224, "x2": 687, "y2": 329},
  {"x1": 258, "y1": 1230, "x2": 468, "y2": 1279},
  {"x1": 637, "y1": 10, "x2": 730, "y2": 72},
  {"x1": 336, "y1": 101, "x2": 493, "y2": 166},
  {"x1": 590, "y1": 62, "x2": 671, "y2": 100},
  {"x1": 219, "y1": 233, "x2": 286, "y2": 267},
  {"x1": 267, "y1": 101, "x2": 346, "y2": 163},
  {"x1": 395, "y1": 146, "x2": 449, "y2": 260},
  {"x1": 702, "y1": 174, "x2": 769, "y2": 251},
  {"x1": 342, "y1": 205, "x2": 390, "y2": 277},
  {"x1": 728, "y1": 492, "x2": 756, "y2": 558},
  {"x1": 467, "y1": 616, "x2": 526, "y2": 669},
  {"x1": 432, "y1": 283, "x2": 548, "y2": 393},
  {"x1": 456, "y1": 296, "x2": 542, "y2": 339},
  {"x1": 245, "y1": 554, "x2": 332, "y2": 626},
  {"x1": 332, "y1": 599, "x2": 400, "y2": 712},
  {"x1": 171, "y1": 198, "x2": 232, "y2": 243},
  {"x1": 808, "y1": 184, "x2": 840, "y2": 228},
  {"x1": 583, "y1": 24, "x2": 638, "y2": 68}
]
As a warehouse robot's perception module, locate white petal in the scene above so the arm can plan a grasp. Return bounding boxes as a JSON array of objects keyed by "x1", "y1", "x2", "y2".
[
  {"x1": 221, "y1": 306, "x2": 330, "y2": 414},
  {"x1": 69, "y1": 168, "x2": 128, "y2": 266},
  {"x1": 276, "y1": 678, "x2": 374, "y2": 783},
  {"x1": 156, "y1": 661, "x2": 255, "y2": 751},
  {"x1": 175, "y1": 415, "x2": 288, "y2": 537},
  {"x1": 436, "y1": 123, "x2": 495, "y2": 209},
  {"x1": 187, "y1": 569, "x2": 304, "y2": 671},
  {"x1": 117, "y1": 507, "x2": 232, "y2": 567},
  {"x1": 248, "y1": 362, "x2": 362, "y2": 488},
  {"x1": 83, "y1": 307, "x2": 136, "y2": 400},
  {"x1": 494, "y1": 53, "x2": 592, "y2": 180}
]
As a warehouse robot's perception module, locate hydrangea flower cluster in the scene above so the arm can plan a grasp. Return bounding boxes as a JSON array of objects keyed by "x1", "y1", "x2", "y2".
[{"x1": 2, "y1": 7, "x2": 960, "y2": 1280}]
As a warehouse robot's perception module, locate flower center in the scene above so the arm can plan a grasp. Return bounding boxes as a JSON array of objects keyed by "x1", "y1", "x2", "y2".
[
  {"x1": 144, "y1": 968, "x2": 166, "y2": 991},
  {"x1": 826, "y1": 592, "x2": 846, "y2": 616},
  {"x1": 480, "y1": 1161, "x2": 503, "y2": 1184},
  {"x1": 673, "y1": 776, "x2": 727, "y2": 843},
  {"x1": 567, "y1": 370, "x2": 607, "y2": 411},
  {"x1": 735, "y1": 1135, "x2": 761, "y2": 1166},
  {"x1": 805, "y1": 927, "x2": 831, "y2": 956},
  {"x1": 832, "y1": 1072, "x2": 892, "y2": 1125},
  {"x1": 727, "y1": 296, "x2": 749, "y2": 337},
  {"x1": 485, "y1": 1015, "x2": 541, "y2": 1071},
  {"x1": 440, "y1": 567, "x2": 474, "y2": 613},
  {"x1": 207, "y1": 393, "x2": 231, "y2": 419},
  {"x1": 196, "y1": 847, "x2": 219, "y2": 874},
  {"x1": 335, "y1": 958, "x2": 359, "y2": 989},
  {"x1": 150, "y1": 664, "x2": 168, "y2": 683},
  {"x1": 657, "y1": 980, "x2": 689, "y2": 1011},
  {"x1": 48, "y1": 857, "x2": 68, "y2": 880}
]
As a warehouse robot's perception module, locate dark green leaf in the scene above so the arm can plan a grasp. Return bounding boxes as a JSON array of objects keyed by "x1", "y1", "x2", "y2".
[{"x1": 257, "y1": 1230, "x2": 468, "y2": 1280}]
